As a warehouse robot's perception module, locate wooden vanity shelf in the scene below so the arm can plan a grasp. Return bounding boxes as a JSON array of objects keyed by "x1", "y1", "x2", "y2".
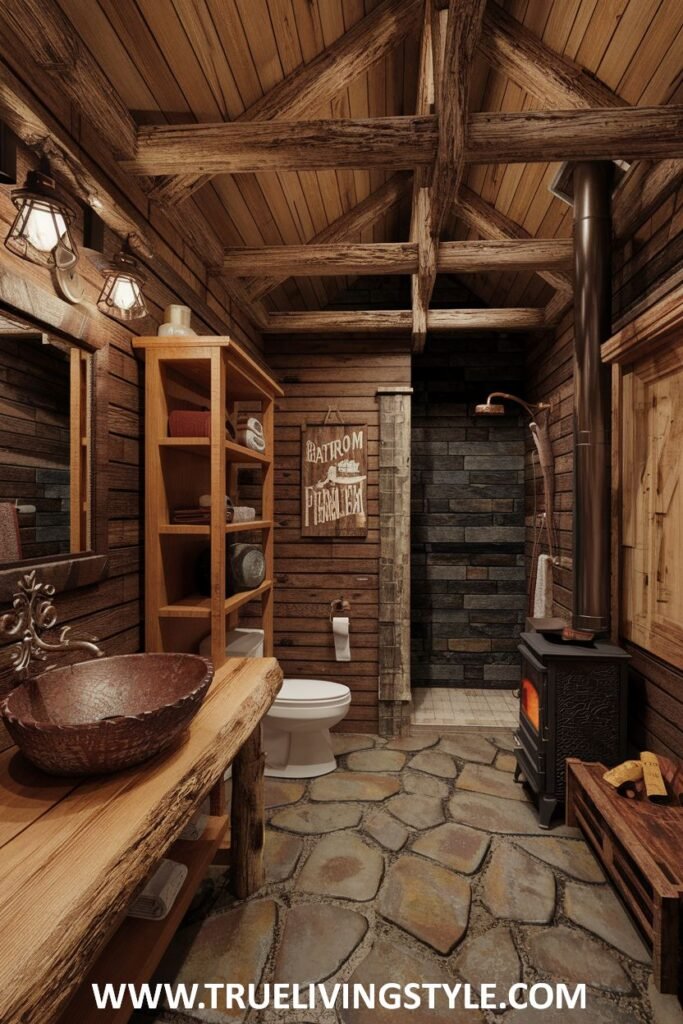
[
  {"x1": 133, "y1": 337, "x2": 283, "y2": 669},
  {"x1": 0, "y1": 658, "x2": 283, "y2": 1024}
]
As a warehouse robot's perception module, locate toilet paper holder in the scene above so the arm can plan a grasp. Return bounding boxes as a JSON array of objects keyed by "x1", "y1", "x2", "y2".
[{"x1": 330, "y1": 597, "x2": 351, "y2": 620}]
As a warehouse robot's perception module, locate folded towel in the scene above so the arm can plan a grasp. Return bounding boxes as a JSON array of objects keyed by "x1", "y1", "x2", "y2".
[
  {"x1": 180, "y1": 799, "x2": 209, "y2": 841},
  {"x1": 237, "y1": 416, "x2": 264, "y2": 437},
  {"x1": 171, "y1": 508, "x2": 211, "y2": 525},
  {"x1": 236, "y1": 427, "x2": 266, "y2": 453},
  {"x1": 173, "y1": 504, "x2": 234, "y2": 524},
  {"x1": 127, "y1": 859, "x2": 188, "y2": 920}
]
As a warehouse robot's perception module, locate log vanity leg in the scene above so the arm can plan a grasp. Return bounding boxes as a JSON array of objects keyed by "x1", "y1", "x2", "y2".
[{"x1": 230, "y1": 724, "x2": 266, "y2": 898}]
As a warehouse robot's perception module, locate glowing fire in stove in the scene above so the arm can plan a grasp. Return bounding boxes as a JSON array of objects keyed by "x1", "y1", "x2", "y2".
[{"x1": 521, "y1": 677, "x2": 540, "y2": 731}]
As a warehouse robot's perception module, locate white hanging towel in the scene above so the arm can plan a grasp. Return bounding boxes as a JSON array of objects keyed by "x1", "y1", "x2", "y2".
[
  {"x1": 127, "y1": 859, "x2": 188, "y2": 920},
  {"x1": 533, "y1": 553, "x2": 554, "y2": 618}
]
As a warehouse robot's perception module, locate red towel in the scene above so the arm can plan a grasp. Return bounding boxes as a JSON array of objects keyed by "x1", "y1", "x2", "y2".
[
  {"x1": 168, "y1": 410, "x2": 211, "y2": 438},
  {"x1": 0, "y1": 503, "x2": 21, "y2": 562}
]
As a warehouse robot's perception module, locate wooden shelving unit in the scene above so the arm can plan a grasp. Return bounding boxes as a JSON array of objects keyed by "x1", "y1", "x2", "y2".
[{"x1": 133, "y1": 336, "x2": 283, "y2": 669}]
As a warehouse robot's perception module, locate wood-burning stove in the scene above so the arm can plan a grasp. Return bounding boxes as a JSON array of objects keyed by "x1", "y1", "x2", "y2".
[{"x1": 514, "y1": 630, "x2": 629, "y2": 827}]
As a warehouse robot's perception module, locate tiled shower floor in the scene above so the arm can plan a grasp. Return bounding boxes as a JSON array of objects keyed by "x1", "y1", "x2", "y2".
[{"x1": 411, "y1": 688, "x2": 518, "y2": 728}]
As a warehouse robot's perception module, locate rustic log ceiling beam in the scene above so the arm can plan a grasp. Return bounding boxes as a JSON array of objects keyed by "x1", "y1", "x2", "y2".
[
  {"x1": 479, "y1": 4, "x2": 683, "y2": 239},
  {"x1": 430, "y1": 0, "x2": 486, "y2": 240},
  {"x1": 263, "y1": 308, "x2": 546, "y2": 333},
  {"x1": 410, "y1": 0, "x2": 486, "y2": 354},
  {"x1": 410, "y1": 0, "x2": 438, "y2": 353},
  {"x1": 149, "y1": 0, "x2": 422, "y2": 206},
  {"x1": 224, "y1": 243, "x2": 418, "y2": 277},
  {"x1": 122, "y1": 106, "x2": 683, "y2": 176},
  {"x1": 222, "y1": 238, "x2": 573, "y2": 277},
  {"x1": 243, "y1": 172, "x2": 413, "y2": 301},
  {"x1": 123, "y1": 117, "x2": 438, "y2": 175}
]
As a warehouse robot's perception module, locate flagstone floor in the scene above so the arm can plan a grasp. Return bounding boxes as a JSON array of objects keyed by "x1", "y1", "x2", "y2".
[{"x1": 146, "y1": 731, "x2": 681, "y2": 1024}]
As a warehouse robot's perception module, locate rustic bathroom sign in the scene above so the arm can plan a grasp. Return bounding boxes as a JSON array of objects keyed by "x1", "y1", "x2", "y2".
[{"x1": 301, "y1": 423, "x2": 368, "y2": 536}]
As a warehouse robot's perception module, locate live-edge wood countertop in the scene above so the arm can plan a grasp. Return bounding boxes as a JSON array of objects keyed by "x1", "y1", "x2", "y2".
[{"x1": 0, "y1": 656, "x2": 283, "y2": 1024}]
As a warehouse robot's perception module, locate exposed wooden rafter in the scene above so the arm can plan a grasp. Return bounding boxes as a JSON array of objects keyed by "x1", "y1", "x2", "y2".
[
  {"x1": 122, "y1": 117, "x2": 437, "y2": 175},
  {"x1": 222, "y1": 239, "x2": 573, "y2": 277},
  {"x1": 149, "y1": 0, "x2": 422, "y2": 206},
  {"x1": 479, "y1": 4, "x2": 683, "y2": 239},
  {"x1": 243, "y1": 173, "x2": 413, "y2": 301},
  {"x1": 123, "y1": 106, "x2": 683, "y2": 176},
  {"x1": 264, "y1": 308, "x2": 546, "y2": 333}
]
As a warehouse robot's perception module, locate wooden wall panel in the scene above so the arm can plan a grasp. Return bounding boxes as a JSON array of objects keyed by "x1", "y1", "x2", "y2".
[
  {"x1": 525, "y1": 181, "x2": 683, "y2": 756},
  {"x1": 264, "y1": 335, "x2": 412, "y2": 734}
]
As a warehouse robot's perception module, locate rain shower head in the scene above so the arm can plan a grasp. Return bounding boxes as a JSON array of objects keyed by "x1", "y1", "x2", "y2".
[
  {"x1": 475, "y1": 401, "x2": 506, "y2": 416},
  {"x1": 475, "y1": 392, "x2": 550, "y2": 419}
]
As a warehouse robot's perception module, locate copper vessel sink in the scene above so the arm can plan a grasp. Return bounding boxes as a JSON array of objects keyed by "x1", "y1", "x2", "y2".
[{"x1": 0, "y1": 654, "x2": 214, "y2": 776}]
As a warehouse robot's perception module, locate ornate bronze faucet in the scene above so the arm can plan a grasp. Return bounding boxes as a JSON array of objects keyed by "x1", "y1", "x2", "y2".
[{"x1": 0, "y1": 571, "x2": 104, "y2": 678}]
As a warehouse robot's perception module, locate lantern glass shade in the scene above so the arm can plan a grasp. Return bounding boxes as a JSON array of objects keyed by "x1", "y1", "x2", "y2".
[
  {"x1": 97, "y1": 253, "x2": 148, "y2": 321},
  {"x1": 5, "y1": 171, "x2": 77, "y2": 269}
]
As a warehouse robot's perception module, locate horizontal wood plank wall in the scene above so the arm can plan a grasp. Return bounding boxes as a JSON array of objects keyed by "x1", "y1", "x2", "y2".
[
  {"x1": 525, "y1": 181, "x2": 683, "y2": 756},
  {"x1": 0, "y1": 140, "x2": 262, "y2": 700},
  {"x1": 264, "y1": 335, "x2": 412, "y2": 734}
]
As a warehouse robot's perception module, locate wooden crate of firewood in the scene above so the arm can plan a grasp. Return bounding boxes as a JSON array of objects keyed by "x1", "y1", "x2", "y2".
[{"x1": 566, "y1": 758, "x2": 683, "y2": 994}]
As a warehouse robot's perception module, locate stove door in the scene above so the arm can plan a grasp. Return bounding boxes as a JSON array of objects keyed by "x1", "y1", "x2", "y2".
[{"x1": 515, "y1": 645, "x2": 547, "y2": 793}]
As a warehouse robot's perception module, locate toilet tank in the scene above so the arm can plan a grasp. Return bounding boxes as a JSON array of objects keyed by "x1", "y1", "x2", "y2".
[{"x1": 199, "y1": 628, "x2": 264, "y2": 659}]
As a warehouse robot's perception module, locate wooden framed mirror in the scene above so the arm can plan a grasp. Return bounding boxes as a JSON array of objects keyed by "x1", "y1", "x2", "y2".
[{"x1": 0, "y1": 310, "x2": 108, "y2": 598}]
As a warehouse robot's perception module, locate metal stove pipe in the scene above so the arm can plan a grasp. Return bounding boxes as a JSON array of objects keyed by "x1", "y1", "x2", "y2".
[{"x1": 572, "y1": 162, "x2": 612, "y2": 635}]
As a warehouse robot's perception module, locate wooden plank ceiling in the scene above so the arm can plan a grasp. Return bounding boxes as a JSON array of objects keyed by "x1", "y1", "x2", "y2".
[{"x1": 54, "y1": 0, "x2": 683, "y2": 324}]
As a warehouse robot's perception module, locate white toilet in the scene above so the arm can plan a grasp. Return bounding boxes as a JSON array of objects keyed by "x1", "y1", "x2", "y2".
[
  {"x1": 199, "y1": 629, "x2": 351, "y2": 778},
  {"x1": 263, "y1": 678, "x2": 351, "y2": 778}
]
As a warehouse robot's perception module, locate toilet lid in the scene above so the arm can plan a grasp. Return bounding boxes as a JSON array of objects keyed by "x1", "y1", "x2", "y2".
[{"x1": 275, "y1": 678, "x2": 350, "y2": 706}]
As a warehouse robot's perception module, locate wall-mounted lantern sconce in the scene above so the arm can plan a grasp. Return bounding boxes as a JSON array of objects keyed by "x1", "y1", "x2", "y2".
[
  {"x1": 97, "y1": 248, "x2": 148, "y2": 321},
  {"x1": 5, "y1": 160, "x2": 78, "y2": 269}
]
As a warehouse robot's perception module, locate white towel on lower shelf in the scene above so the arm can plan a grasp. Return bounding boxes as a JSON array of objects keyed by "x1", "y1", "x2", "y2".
[
  {"x1": 533, "y1": 553, "x2": 553, "y2": 618},
  {"x1": 179, "y1": 799, "x2": 209, "y2": 841},
  {"x1": 127, "y1": 859, "x2": 188, "y2": 921}
]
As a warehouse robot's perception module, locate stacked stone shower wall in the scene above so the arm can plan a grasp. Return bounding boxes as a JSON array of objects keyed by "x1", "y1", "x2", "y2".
[{"x1": 412, "y1": 335, "x2": 527, "y2": 690}]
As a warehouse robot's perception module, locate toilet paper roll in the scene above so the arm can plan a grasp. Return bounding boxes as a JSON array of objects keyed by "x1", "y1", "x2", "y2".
[{"x1": 333, "y1": 616, "x2": 351, "y2": 662}]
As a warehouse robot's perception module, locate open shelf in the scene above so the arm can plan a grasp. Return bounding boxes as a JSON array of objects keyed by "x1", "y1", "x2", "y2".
[
  {"x1": 159, "y1": 436, "x2": 270, "y2": 465},
  {"x1": 60, "y1": 815, "x2": 229, "y2": 1024},
  {"x1": 133, "y1": 335, "x2": 281, "y2": 670},
  {"x1": 159, "y1": 520, "x2": 273, "y2": 536},
  {"x1": 159, "y1": 580, "x2": 273, "y2": 619}
]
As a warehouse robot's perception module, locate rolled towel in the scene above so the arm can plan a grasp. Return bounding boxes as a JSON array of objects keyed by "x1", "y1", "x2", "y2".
[
  {"x1": 127, "y1": 859, "x2": 188, "y2": 920},
  {"x1": 236, "y1": 427, "x2": 266, "y2": 453},
  {"x1": 237, "y1": 416, "x2": 263, "y2": 437},
  {"x1": 180, "y1": 799, "x2": 209, "y2": 841}
]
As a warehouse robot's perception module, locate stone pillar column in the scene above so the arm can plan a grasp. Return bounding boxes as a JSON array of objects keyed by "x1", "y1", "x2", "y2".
[{"x1": 377, "y1": 386, "x2": 413, "y2": 737}]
